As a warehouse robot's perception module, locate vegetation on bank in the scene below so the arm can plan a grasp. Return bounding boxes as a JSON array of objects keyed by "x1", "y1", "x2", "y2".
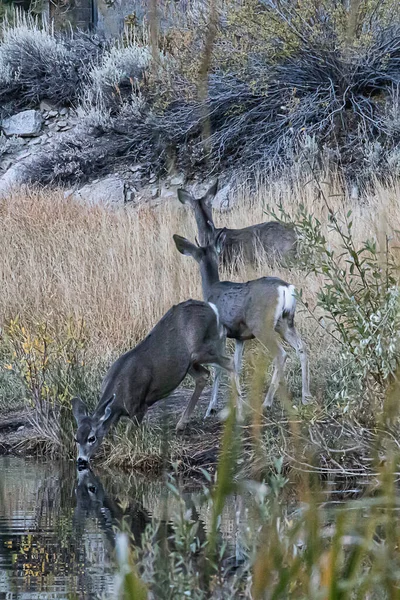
[
  {"x1": 0, "y1": 176, "x2": 399, "y2": 475},
  {"x1": 2, "y1": 4, "x2": 400, "y2": 598},
  {"x1": 2, "y1": 1, "x2": 400, "y2": 187}
]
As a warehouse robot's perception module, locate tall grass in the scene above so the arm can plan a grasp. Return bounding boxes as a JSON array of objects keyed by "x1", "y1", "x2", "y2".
[
  {"x1": 1, "y1": 177, "x2": 399, "y2": 349},
  {"x1": 1, "y1": 177, "x2": 399, "y2": 461},
  {"x1": 112, "y1": 379, "x2": 400, "y2": 599}
]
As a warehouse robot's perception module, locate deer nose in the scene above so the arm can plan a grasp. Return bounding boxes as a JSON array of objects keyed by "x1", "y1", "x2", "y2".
[{"x1": 77, "y1": 457, "x2": 89, "y2": 470}]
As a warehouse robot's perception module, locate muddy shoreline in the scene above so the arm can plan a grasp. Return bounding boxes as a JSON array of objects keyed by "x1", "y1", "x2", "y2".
[{"x1": 0, "y1": 387, "x2": 225, "y2": 477}]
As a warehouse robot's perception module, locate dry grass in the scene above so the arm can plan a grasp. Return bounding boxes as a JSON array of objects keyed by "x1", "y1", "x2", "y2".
[{"x1": 0, "y1": 178, "x2": 399, "y2": 396}]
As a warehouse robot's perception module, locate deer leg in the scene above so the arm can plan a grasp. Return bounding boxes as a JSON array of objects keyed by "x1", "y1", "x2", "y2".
[
  {"x1": 263, "y1": 344, "x2": 287, "y2": 408},
  {"x1": 205, "y1": 335, "x2": 228, "y2": 418},
  {"x1": 233, "y1": 339, "x2": 244, "y2": 398},
  {"x1": 211, "y1": 354, "x2": 243, "y2": 421},
  {"x1": 205, "y1": 341, "x2": 243, "y2": 418},
  {"x1": 280, "y1": 323, "x2": 311, "y2": 405},
  {"x1": 176, "y1": 365, "x2": 209, "y2": 431},
  {"x1": 205, "y1": 366, "x2": 222, "y2": 418}
]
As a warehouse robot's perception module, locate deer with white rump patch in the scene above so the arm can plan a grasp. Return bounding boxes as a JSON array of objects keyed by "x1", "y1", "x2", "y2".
[
  {"x1": 72, "y1": 299, "x2": 235, "y2": 467},
  {"x1": 178, "y1": 181, "x2": 297, "y2": 265},
  {"x1": 173, "y1": 230, "x2": 311, "y2": 416}
]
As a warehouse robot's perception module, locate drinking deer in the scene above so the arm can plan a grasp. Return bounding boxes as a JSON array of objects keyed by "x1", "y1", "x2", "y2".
[
  {"x1": 177, "y1": 181, "x2": 297, "y2": 265},
  {"x1": 173, "y1": 230, "x2": 311, "y2": 415},
  {"x1": 72, "y1": 299, "x2": 235, "y2": 467}
]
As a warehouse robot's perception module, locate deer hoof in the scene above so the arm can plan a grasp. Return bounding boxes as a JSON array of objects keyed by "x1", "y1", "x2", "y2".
[
  {"x1": 175, "y1": 421, "x2": 186, "y2": 432},
  {"x1": 301, "y1": 395, "x2": 313, "y2": 406},
  {"x1": 205, "y1": 408, "x2": 217, "y2": 419},
  {"x1": 263, "y1": 395, "x2": 274, "y2": 409}
]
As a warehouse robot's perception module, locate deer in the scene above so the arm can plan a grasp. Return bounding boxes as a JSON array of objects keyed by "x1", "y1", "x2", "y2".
[
  {"x1": 72, "y1": 299, "x2": 236, "y2": 467},
  {"x1": 177, "y1": 181, "x2": 297, "y2": 265},
  {"x1": 173, "y1": 229, "x2": 311, "y2": 416}
]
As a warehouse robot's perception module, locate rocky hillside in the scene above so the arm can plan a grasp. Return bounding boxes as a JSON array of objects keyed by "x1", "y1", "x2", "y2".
[{"x1": 1, "y1": 3, "x2": 400, "y2": 203}]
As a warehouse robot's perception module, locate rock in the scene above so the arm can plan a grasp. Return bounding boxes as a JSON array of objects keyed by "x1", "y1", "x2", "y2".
[
  {"x1": 40, "y1": 100, "x2": 57, "y2": 112},
  {"x1": 58, "y1": 120, "x2": 68, "y2": 127},
  {"x1": 130, "y1": 164, "x2": 142, "y2": 173},
  {"x1": 48, "y1": 110, "x2": 58, "y2": 118},
  {"x1": 28, "y1": 137, "x2": 42, "y2": 146},
  {"x1": 151, "y1": 187, "x2": 158, "y2": 198},
  {"x1": 125, "y1": 189, "x2": 136, "y2": 203},
  {"x1": 16, "y1": 150, "x2": 31, "y2": 161},
  {"x1": 350, "y1": 184, "x2": 359, "y2": 201},
  {"x1": 73, "y1": 175, "x2": 126, "y2": 206},
  {"x1": 159, "y1": 184, "x2": 175, "y2": 200},
  {"x1": 170, "y1": 174, "x2": 184, "y2": 186},
  {"x1": 17, "y1": 425, "x2": 24, "y2": 432},
  {"x1": 1, "y1": 110, "x2": 43, "y2": 137},
  {"x1": 162, "y1": 190, "x2": 175, "y2": 199},
  {"x1": 59, "y1": 125, "x2": 71, "y2": 131},
  {"x1": 1, "y1": 159, "x2": 12, "y2": 172},
  {"x1": 212, "y1": 182, "x2": 234, "y2": 212},
  {"x1": 48, "y1": 123, "x2": 60, "y2": 132},
  {"x1": 149, "y1": 173, "x2": 157, "y2": 184},
  {"x1": 0, "y1": 162, "x2": 29, "y2": 198},
  {"x1": 60, "y1": 108, "x2": 68, "y2": 116}
]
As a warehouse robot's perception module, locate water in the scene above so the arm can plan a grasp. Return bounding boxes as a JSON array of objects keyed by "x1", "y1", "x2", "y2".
[{"x1": 0, "y1": 456, "x2": 249, "y2": 599}]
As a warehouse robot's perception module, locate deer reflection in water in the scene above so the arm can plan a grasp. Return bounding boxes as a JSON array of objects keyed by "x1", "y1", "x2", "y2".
[
  {"x1": 74, "y1": 468, "x2": 152, "y2": 550},
  {"x1": 73, "y1": 468, "x2": 207, "y2": 555}
]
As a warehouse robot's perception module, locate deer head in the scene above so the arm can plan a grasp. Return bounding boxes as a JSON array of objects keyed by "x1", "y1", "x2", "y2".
[
  {"x1": 72, "y1": 395, "x2": 117, "y2": 467},
  {"x1": 177, "y1": 180, "x2": 218, "y2": 246}
]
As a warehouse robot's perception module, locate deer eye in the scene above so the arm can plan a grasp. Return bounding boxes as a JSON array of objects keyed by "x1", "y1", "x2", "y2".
[
  {"x1": 88, "y1": 485, "x2": 96, "y2": 494},
  {"x1": 88, "y1": 436, "x2": 96, "y2": 444}
]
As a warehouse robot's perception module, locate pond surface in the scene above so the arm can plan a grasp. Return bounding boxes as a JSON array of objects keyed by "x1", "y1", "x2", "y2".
[{"x1": 0, "y1": 456, "x2": 250, "y2": 600}]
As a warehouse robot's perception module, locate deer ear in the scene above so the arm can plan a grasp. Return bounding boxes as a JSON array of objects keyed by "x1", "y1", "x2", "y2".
[
  {"x1": 173, "y1": 234, "x2": 202, "y2": 260},
  {"x1": 203, "y1": 180, "x2": 218, "y2": 206},
  {"x1": 177, "y1": 189, "x2": 194, "y2": 205},
  {"x1": 98, "y1": 394, "x2": 116, "y2": 424},
  {"x1": 72, "y1": 397, "x2": 88, "y2": 425},
  {"x1": 215, "y1": 229, "x2": 226, "y2": 255}
]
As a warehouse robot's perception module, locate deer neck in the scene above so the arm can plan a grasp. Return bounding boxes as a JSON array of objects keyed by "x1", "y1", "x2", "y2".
[{"x1": 199, "y1": 255, "x2": 220, "y2": 300}]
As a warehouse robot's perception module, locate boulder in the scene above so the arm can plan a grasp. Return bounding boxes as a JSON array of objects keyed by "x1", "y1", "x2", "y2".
[
  {"x1": 0, "y1": 163, "x2": 29, "y2": 198},
  {"x1": 170, "y1": 174, "x2": 184, "y2": 186},
  {"x1": 1, "y1": 110, "x2": 43, "y2": 137},
  {"x1": 191, "y1": 179, "x2": 235, "y2": 212},
  {"x1": 212, "y1": 182, "x2": 233, "y2": 211},
  {"x1": 73, "y1": 175, "x2": 126, "y2": 206},
  {"x1": 40, "y1": 100, "x2": 57, "y2": 112}
]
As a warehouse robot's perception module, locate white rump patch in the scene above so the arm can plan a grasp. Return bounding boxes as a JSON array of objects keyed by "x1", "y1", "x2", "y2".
[
  {"x1": 209, "y1": 302, "x2": 225, "y2": 338},
  {"x1": 283, "y1": 284, "x2": 296, "y2": 314},
  {"x1": 208, "y1": 302, "x2": 219, "y2": 326},
  {"x1": 274, "y1": 285, "x2": 296, "y2": 325}
]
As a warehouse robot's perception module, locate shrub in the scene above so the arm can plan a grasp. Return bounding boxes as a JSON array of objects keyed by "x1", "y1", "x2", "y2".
[
  {"x1": 0, "y1": 16, "x2": 104, "y2": 107},
  {"x1": 28, "y1": 24, "x2": 400, "y2": 186},
  {"x1": 28, "y1": 104, "x2": 168, "y2": 185},
  {"x1": 86, "y1": 43, "x2": 153, "y2": 111},
  {"x1": 3, "y1": 317, "x2": 92, "y2": 454},
  {"x1": 272, "y1": 189, "x2": 400, "y2": 419}
]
